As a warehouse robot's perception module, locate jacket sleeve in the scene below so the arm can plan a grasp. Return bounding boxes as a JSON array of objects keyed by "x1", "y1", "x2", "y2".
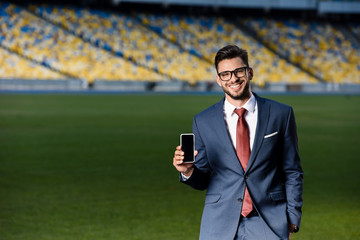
[
  {"x1": 180, "y1": 116, "x2": 211, "y2": 191},
  {"x1": 283, "y1": 107, "x2": 304, "y2": 228}
]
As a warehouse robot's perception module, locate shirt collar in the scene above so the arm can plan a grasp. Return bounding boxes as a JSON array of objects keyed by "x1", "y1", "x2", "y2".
[{"x1": 224, "y1": 93, "x2": 256, "y2": 116}]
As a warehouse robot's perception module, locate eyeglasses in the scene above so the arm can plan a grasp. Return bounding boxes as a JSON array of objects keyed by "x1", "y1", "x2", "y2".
[{"x1": 217, "y1": 66, "x2": 248, "y2": 81}]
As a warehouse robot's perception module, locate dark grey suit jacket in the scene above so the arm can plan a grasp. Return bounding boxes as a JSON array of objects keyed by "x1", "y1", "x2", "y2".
[{"x1": 182, "y1": 93, "x2": 303, "y2": 240}]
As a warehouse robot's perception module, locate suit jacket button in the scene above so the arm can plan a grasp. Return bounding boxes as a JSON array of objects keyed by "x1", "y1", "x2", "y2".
[
  {"x1": 237, "y1": 198, "x2": 243, "y2": 202},
  {"x1": 244, "y1": 175, "x2": 248, "y2": 179}
]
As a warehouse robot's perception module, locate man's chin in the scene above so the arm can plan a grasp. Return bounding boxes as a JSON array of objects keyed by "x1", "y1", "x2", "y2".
[
  {"x1": 230, "y1": 93, "x2": 249, "y2": 101},
  {"x1": 224, "y1": 88, "x2": 250, "y2": 101}
]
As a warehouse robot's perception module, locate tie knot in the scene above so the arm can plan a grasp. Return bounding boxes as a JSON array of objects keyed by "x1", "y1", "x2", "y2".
[{"x1": 234, "y1": 108, "x2": 247, "y2": 118}]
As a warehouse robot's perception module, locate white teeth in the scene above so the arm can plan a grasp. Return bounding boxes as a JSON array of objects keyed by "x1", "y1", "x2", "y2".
[{"x1": 230, "y1": 84, "x2": 240, "y2": 88}]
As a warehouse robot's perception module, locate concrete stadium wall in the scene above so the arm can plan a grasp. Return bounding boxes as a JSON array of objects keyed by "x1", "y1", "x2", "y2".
[
  {"x1": 1, "y1": 79, "x2": 360, "y2": 94},
  {"x1": 0, "y1": 79, "x2": 86, "y2": 91},
  {"x1": 265, "y1": 83, "x2": 360, "y2": 94},
  {"x1": 92, "y1": 80, "x2": 216, "y2": 92}
]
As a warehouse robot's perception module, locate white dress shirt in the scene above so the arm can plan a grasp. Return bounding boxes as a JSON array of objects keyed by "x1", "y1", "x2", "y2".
[{"x1": 223, "y1": 93, "x2": 258, "y2": 150}]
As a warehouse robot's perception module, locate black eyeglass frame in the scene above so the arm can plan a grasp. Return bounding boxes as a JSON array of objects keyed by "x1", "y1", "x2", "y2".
[{"x1": 217, "y1": 66, "x2": 249, "y2": 81}]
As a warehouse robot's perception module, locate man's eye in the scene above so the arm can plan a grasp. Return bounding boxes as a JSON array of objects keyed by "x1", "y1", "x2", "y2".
[{"x1": 220, "y1": 72, "x2": 230, "y2": 78}]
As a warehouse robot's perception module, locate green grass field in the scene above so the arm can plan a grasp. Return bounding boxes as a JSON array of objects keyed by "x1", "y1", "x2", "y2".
[{"x1": 0, "y1": 93, "x2": 359, "y2": 240}]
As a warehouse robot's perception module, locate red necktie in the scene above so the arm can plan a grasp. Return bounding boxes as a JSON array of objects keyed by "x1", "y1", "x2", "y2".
[{"x1": 234, "y1": 108, "x2": 253, "y2": 217}]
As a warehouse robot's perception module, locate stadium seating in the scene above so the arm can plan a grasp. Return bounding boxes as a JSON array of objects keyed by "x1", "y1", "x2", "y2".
[
  {"x1": 243, "y1": 17, "x2": 360, "y2": 84},
  {"x1": 137, "y1": 13, "x2": 319, "y2": 86},
  {"x1": 0, "y1": 4, "x2": 62, "y2": 79},
  {"x1": 30, "y1": 4, "x2": 214, "y2": 84},
  {"x1": 0, "y1": 2, "x2": 166, "y2": 83},
  {"x1": 0, "y1": 47, "x2": 65, "y2": 79},
  {"x1": 1, "y1": 1, "x2": 358, "y2": 86}
]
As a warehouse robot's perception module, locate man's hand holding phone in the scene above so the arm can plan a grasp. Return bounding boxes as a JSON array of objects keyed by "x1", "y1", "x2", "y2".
[
  {"x1": 173, "y1": 133, "x2": 198, "y2": 177},
  {"x1": 173, "y1": 145, "x2": 198, "y2": 177}
]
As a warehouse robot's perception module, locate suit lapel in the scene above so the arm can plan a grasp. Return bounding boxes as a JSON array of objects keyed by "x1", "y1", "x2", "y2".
[{"x1": 246, "y1": 94, "x2": 270, "y2": 173}]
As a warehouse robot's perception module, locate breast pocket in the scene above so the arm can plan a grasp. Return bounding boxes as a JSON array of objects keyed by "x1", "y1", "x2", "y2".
[{"x1": 263, "y1": 131, "x2": 280, "y2": 144}]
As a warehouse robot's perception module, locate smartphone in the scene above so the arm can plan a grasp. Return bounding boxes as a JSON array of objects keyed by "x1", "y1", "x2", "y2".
[{"x1": 180, "y1": 133, "x2": 195, "y2": 163}]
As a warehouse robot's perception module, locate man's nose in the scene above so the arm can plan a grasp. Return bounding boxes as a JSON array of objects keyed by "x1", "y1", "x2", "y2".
[{"x1": 230, "y1": 73, "x2": 240, "y2": 81}]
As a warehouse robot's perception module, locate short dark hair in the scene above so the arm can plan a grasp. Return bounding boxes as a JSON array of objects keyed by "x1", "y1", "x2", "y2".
[{"x1": 215, "y1": 45, "x2": 249, "y2": 72}]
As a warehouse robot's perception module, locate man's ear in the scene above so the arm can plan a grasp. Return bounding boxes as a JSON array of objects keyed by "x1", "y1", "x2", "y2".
[{"x1": 248, "y1": 68, "x2": 254, "y2": 81}]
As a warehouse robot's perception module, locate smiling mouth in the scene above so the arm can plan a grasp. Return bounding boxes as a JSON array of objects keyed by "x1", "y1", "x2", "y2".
[{"x1": 229, "y1": 81, "x2": 244, "y2": 89}]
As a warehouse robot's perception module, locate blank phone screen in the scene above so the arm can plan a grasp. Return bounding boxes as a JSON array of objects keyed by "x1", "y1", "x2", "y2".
[{"x1": 181, "y1": 134, "x2": 194, "y2": 163}]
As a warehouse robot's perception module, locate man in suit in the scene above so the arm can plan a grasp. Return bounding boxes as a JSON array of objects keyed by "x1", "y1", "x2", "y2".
[{"x1": 173, "y1": 45, "x2": 303, "y2": 240}]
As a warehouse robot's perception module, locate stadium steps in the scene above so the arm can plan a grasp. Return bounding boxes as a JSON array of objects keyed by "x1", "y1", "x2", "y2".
[
  {"x1": 25, "y1": 6, "x2": 173, "y2": 82},
  {"x1": 0, "y1": 38, "x2": 78, "y2": 80},
  {"x1": 234, "y1": 17, "x2": 325, "y2": 83}
]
